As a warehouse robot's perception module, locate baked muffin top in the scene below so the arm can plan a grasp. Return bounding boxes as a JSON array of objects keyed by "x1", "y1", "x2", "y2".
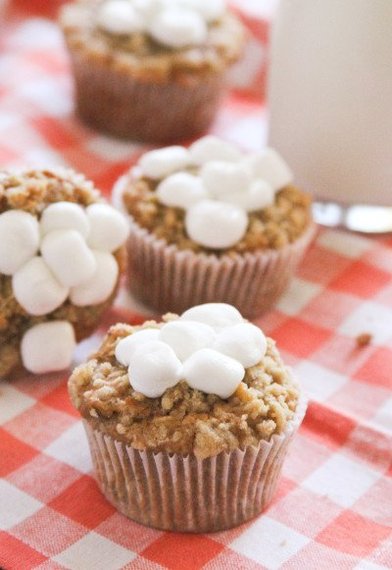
[
  {"x1": 0, "y1": 169, "x2": 128, "y2": 374},
  {"x1": 120, "y1": 136, "x2": 312, "y2": 256},
  {"x1": 60, "y1": 0, "x2": 245, "y2": 79},
  {"x1": 68, "y1": 303, "x2": 300, "y2": 458}
]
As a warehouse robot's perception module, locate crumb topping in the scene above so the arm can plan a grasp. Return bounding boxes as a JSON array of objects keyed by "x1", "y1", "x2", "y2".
[
  {"x1": 0, "y1": 169, "x2": 100, "y2": 215},
  {"x1": 123, "y1": 174, "x2": 312, "y2": 255},
  {"x1": 60, "y1": 1, "x2": 245, "y2": 80},
  {"x1": 68, "y1": 318, "x2": 299, "y2": 458},
  {"x1": 356, "y1": 332, "x2": 372, "y2": 348},
  {"x1": 0, "y1": 169, "x2": 125, "y2": 362}
]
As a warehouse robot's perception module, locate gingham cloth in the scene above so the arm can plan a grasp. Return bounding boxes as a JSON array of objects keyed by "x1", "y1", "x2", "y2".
[{"x1": 0, "y1": 3, "x2": 391, "y2": 570}]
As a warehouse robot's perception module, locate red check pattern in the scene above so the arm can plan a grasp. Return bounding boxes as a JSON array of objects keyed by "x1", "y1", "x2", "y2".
[{"x1": 1, "y1": 3, "x2": 391, "y2": 569}]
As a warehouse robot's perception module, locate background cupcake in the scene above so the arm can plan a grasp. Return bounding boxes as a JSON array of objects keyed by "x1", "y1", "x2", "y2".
[
  {"x1": 115, "y1": 136, "x2": 315, "y2": 317},
  {"x1": 68, "y1": 302, "x2": 307, "y2": 532},
  {"x1": 0, "y1": 168, "x2": 129, "y2": 376},
  {"x1": 59, "y1": 0, "x2": 245, "y2": 142}
]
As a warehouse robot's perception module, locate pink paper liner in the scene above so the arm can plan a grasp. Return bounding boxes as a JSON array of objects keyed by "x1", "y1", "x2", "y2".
[
  {"x1": 83, "y1": 393, "x2": 307, "y2": 533},
  {"x1": 124, "y1": 216, "x2": 316, "y2": 318},
  {"x1": 68, "y1": 49, "x2": 228, "y2": 142}
]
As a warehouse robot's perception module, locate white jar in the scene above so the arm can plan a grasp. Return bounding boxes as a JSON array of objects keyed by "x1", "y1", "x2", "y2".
[{"x1": 268, "y1": 0, "x2": 392, "y2": 207}]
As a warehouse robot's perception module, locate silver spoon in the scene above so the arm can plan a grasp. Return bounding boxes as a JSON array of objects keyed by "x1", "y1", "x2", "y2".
[{"x1": 313, "y1": 201, "x2": 392, "y2": 234}]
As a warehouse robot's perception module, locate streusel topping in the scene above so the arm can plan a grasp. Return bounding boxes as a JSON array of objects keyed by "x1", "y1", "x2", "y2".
[
  {"x1": 124, "y1": 179, "x2": 311, "y2": 254},
  {"x1": 0, "y1": 168, "x2": 125, "y2": 376},
  {"x1": 69, "y1": 317, "x2": 299, "y2": 458},
  {"x1": 60, "y1": 0, "x2": 245, "y2": 80}
]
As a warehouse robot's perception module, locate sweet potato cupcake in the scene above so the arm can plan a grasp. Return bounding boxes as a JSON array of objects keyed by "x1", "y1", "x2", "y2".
[
  {"x1": 114, "y1": 136, "x2": 315, "y2": 316},
  {"x1": 0, "y1": 168, "x2": 129, "y2": 376},
  {"x1": 68, "y1": 302, "x2": 307, "y2": 532},
  {"x1": 59, "y1": 0, "x2": 245, "y2": 142}
]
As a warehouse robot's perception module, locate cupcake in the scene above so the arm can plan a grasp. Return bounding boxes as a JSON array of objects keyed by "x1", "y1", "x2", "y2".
[
  {"x1": 115, "y1": 136, "x2": 315, "y2": 316},
  {"x1": 68, "y1": 302, "x2": 307, "y2": 532},
  {"x1": 0, "y1": 168, "x2": 129, "y2": 376},
  {"x1": 59, "y1": 0, "x2": 245, "y2": 142}
]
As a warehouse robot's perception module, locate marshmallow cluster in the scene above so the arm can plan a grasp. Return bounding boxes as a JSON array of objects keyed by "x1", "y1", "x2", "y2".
[
  {"x1": 115, "y1": 303, "x2": 267, "y2": 399},
  {"x1": 137, "y1": 136, "x2": 294, "y2": 249},
  {"x1": 96, "y1": 0, "x2": 226, "y2": 48},
  {"x1": 0, "y1": 200, "x2": 129, "y2": 374}
]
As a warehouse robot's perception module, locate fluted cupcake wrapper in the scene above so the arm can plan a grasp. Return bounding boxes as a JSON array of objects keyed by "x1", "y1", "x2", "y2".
[
  {"x1": 124, "y1": 217, "x2": 316, "y2": 318},
  {"x1": 83, "y1": 394, "x2": 307, "y2": 533},
  {"x1": 68, "y1": 50, "x2": 227, "y2": 143}
]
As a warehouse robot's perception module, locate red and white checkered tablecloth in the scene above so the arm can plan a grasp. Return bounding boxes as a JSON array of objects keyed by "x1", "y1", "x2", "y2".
[{"x1": 1, "y1": 3, "x2": 391, "y2": 569}]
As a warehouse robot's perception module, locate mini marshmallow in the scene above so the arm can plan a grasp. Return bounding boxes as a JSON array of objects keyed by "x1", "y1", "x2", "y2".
[
  {"x1": 70, "y1": 251, "x2": 119, "y2": 307},
  {"x1": 159, "y1": 320, "x2": 216, "y2": 361},
  {"x1": 21, "y1": 321, "x2": 76, "y2": 374},
  {"x1": 222, "y1": 179, "x2": 275, "y2": 212},
  {"x1": 181, "y1": 303, "x2": 243, "y2": 329},
  {"x1": 132, "y1": 0, "x2": 161, "y2": 20},
  {"x1": 12, "y1": 257, "x2": 69, "y2": 316},
  {"x1": 40, "y1": 201, "x2": 90, "y2": 238},
  {"x1": 156, "y1": 172, "x2": 209, "y2": 209},
  {"x1": 244, "y1": 148, "x2": 294, "y2": 191},
  {"x1": 96, "y1": 0, "x2": 145, "y2": 35},
  {"x1": 185, "y1": 200, "x2": 248, "y2": 249},
  {"x1": 86, "y1": 203, "x2": 129, "y2": 252},
  {"x1": 201, "y1": 161, "x2": 252, "y2": 197},
  {"x1": 115, "y1": 328, "x2": 160, "y2": 367},
  {"x1": 189, "y1": 135, "x2": 243, "y2": 165},
  {"x1": 181, "y1": 0, "x2": 226, "y2": 22},
  {"x1": 0, "y1": 210, "x2": 39, "y2": 275},
  {"x1": 182, "y1": 348, "x2": 244, "y2": 399},
  {"x1": 149, "y1": 8, "x2": 208, "y2": 48},
  {"x1": 41, "y1": 229, "x2": 97, "y2": 288},
  {"x1": 128, "y1": 340, "x2": 182, "y2": 398},
  {"x1": 139, "y1": 146, "x2": 191, "y2": 179},
  {"x1": 214, "y1": 323, "x2": 267, "y2": 368}
]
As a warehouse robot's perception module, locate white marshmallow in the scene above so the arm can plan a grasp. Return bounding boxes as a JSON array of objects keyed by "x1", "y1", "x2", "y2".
[
  {"x1": 180, "y1": 0, "x2": 226, "y2": 22},
  {"x1": 149, "y1": 8, "x2": 207, "y2": 48},
  {"x1": 0, "y1": 210, "x2": 39, "y2": 275},
  {"x1": 214, "y1": 323, "x2": 267, "y2": 368},
  {"x1": 132, "y1": 0, "x2": 160, "y2": 20},
  {"x1": 86, "y1": 203, "x2": 129, "y2": 252},
  {"x1": 40, "y1": 201, "x2": 90, "y2": 238},
  {"x1": 182, "y1": 348, "x2": 244, "y2": 398},
  {"x1": 21, "y1": 321, "x2": 76, "y2": 374},
  {"x1": 189, "y1": 135, "x2": 243, "y2": 165},
  {"x1": 70, "y1": 251, "x2": 119, "y2": 306},
  {"x1": 181, "y1": 303, "x2": 243, "y2": 329},
  {"x1": 244, "y1": 148, "x2": 294, "y2": 191},
  {"x1": 201, "y1": 161, "x2": 252, "y2": 197},
  {"x1": 185, "y1": 200, "x2": 248, "y2": 249},
  {"x1": 41, "y1": 229, "x2": 97, "y2": 288},
  {"x1": 128, "y1": 340, "x2": 182, "y2": 398},
  {"x1": 12, "y1": 257, "x2": 69, "y2": 316},
  {"x1": 115, "y1": 328, "x2": 160, "y2": 367},
  {"x1": 222, "y1": 179, "x2": 275, "y2": 212},
  {"x1": 159, "y1": 320, "x2": 216, "y2": 361},
  {"x1": 156, "y1": 172, "x2": 209, "y2": 209},
  {"x1": 97, "y1": 0, "x2": 145, "y2": 35},
  {"x1": 139, "y1": 146, "x2": 191, "y2": 179}
]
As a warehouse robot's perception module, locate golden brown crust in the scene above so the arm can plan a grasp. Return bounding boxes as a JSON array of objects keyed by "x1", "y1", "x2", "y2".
[
  {"x1": 59, "y1": 1, "x2": 246, "y2": 82},
  {"x1": 68, "y1": 319, "x2": 299, "y2": 458},
  {"x1": 122, "y1": 172, "x2": 312, "y2": 255},
  {"x1": 0, "y1": 169, "x2": 126, "y2": 376}
]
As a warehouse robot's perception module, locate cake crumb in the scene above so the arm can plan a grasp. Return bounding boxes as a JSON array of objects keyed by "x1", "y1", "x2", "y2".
[{"x1": 356, "y1": 333, "x2": 372, "y2": 348}]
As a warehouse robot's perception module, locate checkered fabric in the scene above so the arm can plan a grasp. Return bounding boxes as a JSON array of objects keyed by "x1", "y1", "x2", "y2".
[{"x1": 1, "y1": 2, "x2": 391, "y2": 569}]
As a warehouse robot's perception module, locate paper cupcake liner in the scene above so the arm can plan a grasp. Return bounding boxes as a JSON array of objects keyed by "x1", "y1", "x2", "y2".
[
  {"x1": 83, "y1": 394, "x2": 307, "y2": 532},
  {"x1": 124, "y1": 218, "x2": 316, "y2": 318},
  {"x1": 69, "y1": 50, "x2": 227, "y2": 142}
]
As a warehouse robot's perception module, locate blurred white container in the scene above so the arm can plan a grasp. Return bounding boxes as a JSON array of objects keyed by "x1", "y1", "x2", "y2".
[{"x1": 268, "y1": 0, "x2": 392, "y2": 207}]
